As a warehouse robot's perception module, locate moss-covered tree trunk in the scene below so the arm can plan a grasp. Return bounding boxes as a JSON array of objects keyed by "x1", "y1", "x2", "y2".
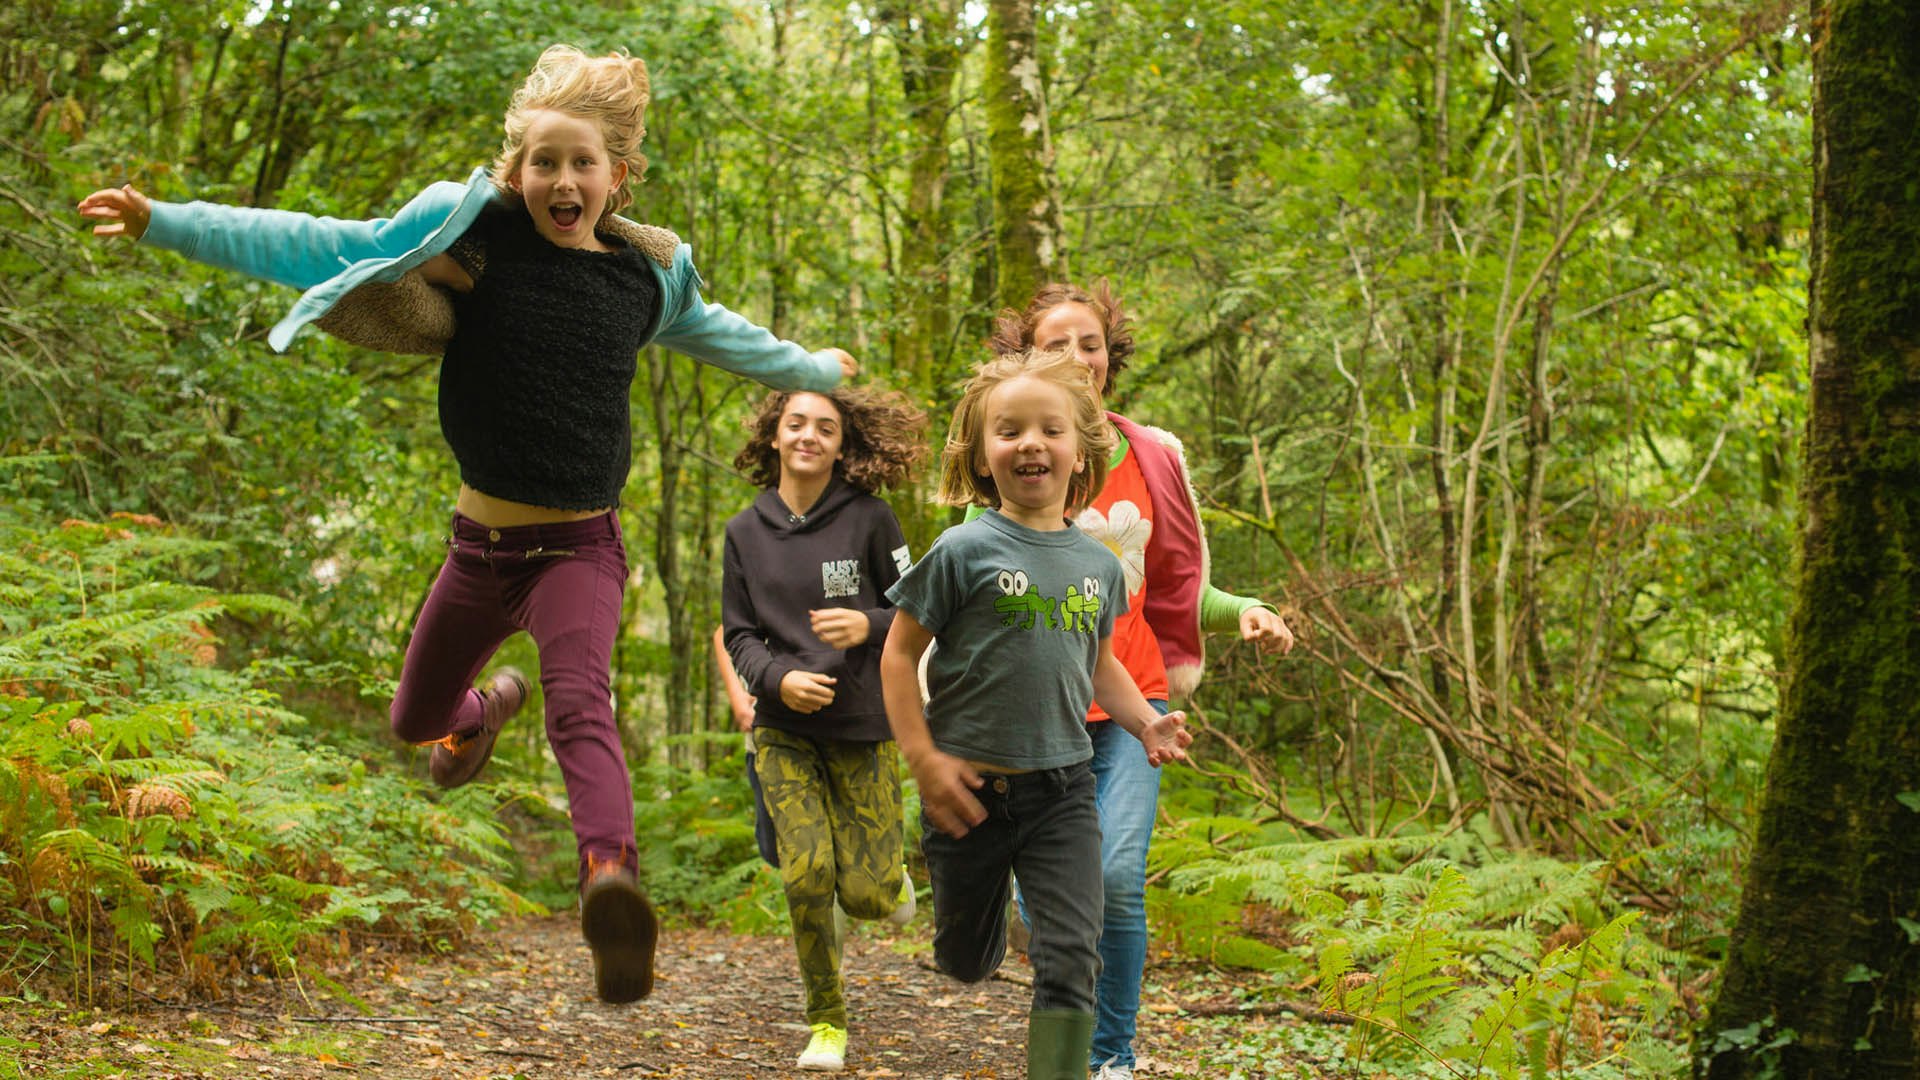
[
  {"x1": 878, "y1": 0, "x2": 963, "y2": 555},
  {"x1": 1699, "y1": 3, "x2": 1920, "y2": 1076},
  {"x1": 881, "y1": 0, "x2": 961, "y2": 391},
  {"x1": 983, "y1": 0, "x2": 1063, "y2": 311}
]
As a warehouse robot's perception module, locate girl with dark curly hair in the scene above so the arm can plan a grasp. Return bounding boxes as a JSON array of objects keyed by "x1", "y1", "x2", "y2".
[{"x1": 719, "y1": 385, "x2": 927, "y2": 1072}]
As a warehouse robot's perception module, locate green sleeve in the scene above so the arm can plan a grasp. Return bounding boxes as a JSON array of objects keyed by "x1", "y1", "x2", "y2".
[{"x1": 1200, "y1": 583, "x2": 1275, "y2": 634}]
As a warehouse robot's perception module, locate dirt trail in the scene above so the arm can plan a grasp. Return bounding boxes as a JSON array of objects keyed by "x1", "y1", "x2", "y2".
[{"x1": 0, "y1": 914, "x2": 1330, "y2": 1078}]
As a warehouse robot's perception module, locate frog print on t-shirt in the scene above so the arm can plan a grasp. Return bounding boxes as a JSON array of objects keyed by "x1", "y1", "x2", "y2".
[{"x1": 992, "y1": 568, "x2": 1102, "y2": 634}]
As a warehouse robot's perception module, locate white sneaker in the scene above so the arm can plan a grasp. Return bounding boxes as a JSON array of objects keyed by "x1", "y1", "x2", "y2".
[
  {"x1": 1094, "y1": 1060, "x2": 1134, "y2": 1080},
  {"x1": 884, "y1": 867, "x2": 916, "y2": 927}
]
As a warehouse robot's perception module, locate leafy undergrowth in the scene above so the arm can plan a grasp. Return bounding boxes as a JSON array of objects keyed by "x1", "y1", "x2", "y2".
[
  {"x1": 0, "y1": 509, "x2": 540, "y2": 1007},
  {"x1": 1143, "y1": 770, "x2": 1697, "y2": 1079}
]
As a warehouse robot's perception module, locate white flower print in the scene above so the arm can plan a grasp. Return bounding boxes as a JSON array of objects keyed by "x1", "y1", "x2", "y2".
[{"x1": 1076, "y1": 499, "x2": 1150, "y2": 596}]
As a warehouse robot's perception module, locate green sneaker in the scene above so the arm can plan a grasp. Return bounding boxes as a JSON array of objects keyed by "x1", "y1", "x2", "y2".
[{"x1": 796, "y1": 1021, "x2": 848, "y2": 1071}]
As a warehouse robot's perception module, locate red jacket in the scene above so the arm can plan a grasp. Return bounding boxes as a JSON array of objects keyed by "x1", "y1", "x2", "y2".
[{"x1": 1110, "y1": 412, "x2": 1210, "y2": 697}]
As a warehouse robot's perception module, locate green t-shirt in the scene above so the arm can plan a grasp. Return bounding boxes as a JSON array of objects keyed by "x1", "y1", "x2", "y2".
[{"x1": 887, "y1": 510, "x2": 1128, "y2": 770}]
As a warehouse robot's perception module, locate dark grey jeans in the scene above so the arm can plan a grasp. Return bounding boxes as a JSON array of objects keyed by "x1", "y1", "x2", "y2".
[{"x1": 921, "y1": 762, "x2": 1103, "y2": 1013}]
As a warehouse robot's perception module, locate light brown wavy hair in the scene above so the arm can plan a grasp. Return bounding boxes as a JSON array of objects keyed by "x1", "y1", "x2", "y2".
[
  {"x1": 735, "y1": 386, "x2": 929, "y2": 494},
  {"x1": 936, "y1": 348, "x2": 1115, "y2": 514},
  {"x1": 491, "y1": 45, "x2": 650, "y2": 222},
  {"x1": 989, "y1": 279, "x2": 1136, "y2": 396}
]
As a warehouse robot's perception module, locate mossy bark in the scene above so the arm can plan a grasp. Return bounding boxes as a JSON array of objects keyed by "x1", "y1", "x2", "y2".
[
  {"x1": 983, "y1": 0, "x2": 1062, "y2": 311},
  {"x1": 880, "y1": 0, "x2": 961, "y2": 392},
  {"x1": 878, "y1": 0, "x2": 964, "y2": 556},
  {"x1": 1700, "y1": 3, "x2": 1920, "y2": 1077}
]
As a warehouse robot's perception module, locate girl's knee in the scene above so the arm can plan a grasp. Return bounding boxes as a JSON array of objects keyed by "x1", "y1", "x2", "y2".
[
  {"x1": 835, "y1": 872, "x2": 896, "y2": 921},
  {"x1": 538, "y1": 681, "x2": 615, "y2": 732},
  {"x1": 780, "y1": 847, "x2": 837, "y2": 903},
  {"x1": 1100, "y1": 864, "x2": 1145, "y2": 909},
  {"x1": 935, "y1": 945, "x2": 1002, "y2": 984},
  {"x1": 389, "y1": 695, "x2": 449, "y2": 742}
]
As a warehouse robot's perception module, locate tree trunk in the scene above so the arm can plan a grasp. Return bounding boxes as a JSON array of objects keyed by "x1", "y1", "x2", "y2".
[
  {"x1": 1420, "y1": 0, "x2": 1460, "y2": 719},
  {"x1": 1700, "y1": 3, "x2": 1920, "y2": 1075},
  {"x1": 983, "y1": 0, "x2": 1063, "y2": 310},
  {"x1": 877, "y1": 0, "x2": 963, "y2": 555},
  {"x1": 881, "y1": 0, "x2": 961, "y2": 391}
]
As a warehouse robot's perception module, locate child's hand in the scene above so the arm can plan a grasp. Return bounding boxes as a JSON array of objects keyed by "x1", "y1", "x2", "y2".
[
  {"x1": 728, "y1": 693, "x2": 757, "y2": 732},
  {"x1": 824, "y1": 348, "x2": 858, "y2": 380},
  {"x1": 1240, "y1": 606, "x2": 1295, "y2": 655},
  {"x1": 77, "y1": 185, "x2": 153, "y2": 241},
  {"x1": 912, "y1": 751, "x2": 987, "y2": 838},
  {"x1": 810, "y1": 608, "x2": 869, "y2": 649},
  {"x1": 778, "y1": 670, "x2": 837, "y2": 713},
  {"x1": 1141, "y1": 709, "x2": 1193, "y2": 767}
]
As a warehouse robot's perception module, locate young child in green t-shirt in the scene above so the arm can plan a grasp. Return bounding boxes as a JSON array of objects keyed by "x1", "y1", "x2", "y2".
[{"x1": 879, "y1": 347, "x2": 1191, "y2": 1080}]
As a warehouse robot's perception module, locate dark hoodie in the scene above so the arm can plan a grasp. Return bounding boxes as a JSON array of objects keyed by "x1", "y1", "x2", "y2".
[{"x1": 722, "y1": 477, "x2": 910, "y2": 742}]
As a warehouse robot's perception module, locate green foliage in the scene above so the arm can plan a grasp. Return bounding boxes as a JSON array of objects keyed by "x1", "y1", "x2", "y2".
[
  {"x1": 1160, "y1": 809, "x2": 1682, "y2": 1078},
  {"x1": 630, "y1": 733, "x2": 786, "y2": 933},
  {"x1": 0, "y1": 499, "x2": 534, "y2": 1002}
]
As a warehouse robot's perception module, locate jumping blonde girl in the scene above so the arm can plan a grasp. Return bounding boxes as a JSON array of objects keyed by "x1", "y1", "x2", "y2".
[{"x1": 79, "y1": 44, "x2": 856, "y2": 1006}]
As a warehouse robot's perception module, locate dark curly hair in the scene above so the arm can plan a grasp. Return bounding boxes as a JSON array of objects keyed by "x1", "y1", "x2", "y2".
[
  {"x1": 989, "y1": 279, "x2": 1135, "y2": 396},
  {"x1": 734, "y1": 385, "x2": 929, "y2": 494}
]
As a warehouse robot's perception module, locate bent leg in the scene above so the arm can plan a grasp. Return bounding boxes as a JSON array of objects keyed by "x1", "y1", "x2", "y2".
[
  {"x1": 389, "y1": 534, "x2": 515, "y2": 745},
  {"x1": 921, "y1": 792, "x2": 1012, "y2": 984}
]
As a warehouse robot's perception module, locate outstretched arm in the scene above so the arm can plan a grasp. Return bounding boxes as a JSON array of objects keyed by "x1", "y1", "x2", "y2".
[
  {"x1": 78, "y1": 177, "x2": 475, "y2": 292},
  {"x1": 1200, "y1": 585, "x2": 1295, "y2": 655},
  {"x1": 651, "y1": 257, "x2": 857, "y2": 390},
  {"x1": 881, "y1": 612, "x2": 985, "y2": 838},
  {"x1": 78, "y1": 185, "x2": 151, "y2": 241},
  {"x1": 1092, "y1": 636, "x2": 1193, "y2": 766}
]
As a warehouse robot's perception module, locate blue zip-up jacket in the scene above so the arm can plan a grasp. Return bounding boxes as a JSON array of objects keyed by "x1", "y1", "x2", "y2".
[{"x1": 139, "y1": 167, "x2": 843, "y2": 391}]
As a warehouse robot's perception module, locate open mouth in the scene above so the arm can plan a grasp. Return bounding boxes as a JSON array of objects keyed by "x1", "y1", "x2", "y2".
[
  {"x1": 1014, "y1": 464, "x2": 1050, "y2": 479},
  {"x1": 550, "y1": 203, "x2": 583, "y2": 229}
]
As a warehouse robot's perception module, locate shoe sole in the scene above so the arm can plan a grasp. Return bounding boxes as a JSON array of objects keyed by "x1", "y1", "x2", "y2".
[
  {"x1": 796, "y1": 1057, "x2": 845, "y2": 1072},
  {"x1": 582, "y1": 879, "x2": 657, "y2": 1004}
]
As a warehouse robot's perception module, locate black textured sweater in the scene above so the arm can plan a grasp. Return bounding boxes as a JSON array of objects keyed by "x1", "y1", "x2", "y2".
[
  {"x1": 440, "y1": 207, "x2": 661, "y2": 509},
  {"x1": 722, "y1": 479, "x2": 912, "y2": 743}
]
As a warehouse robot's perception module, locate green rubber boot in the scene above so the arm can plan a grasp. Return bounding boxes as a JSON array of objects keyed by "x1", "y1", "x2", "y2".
[{"x1": 1027, "y1": 1009, "x2": 1096, "y2": 1080}]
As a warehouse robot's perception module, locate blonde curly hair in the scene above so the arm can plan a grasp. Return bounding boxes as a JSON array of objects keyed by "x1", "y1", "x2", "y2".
[
  {"x1": 491, "y1": 45, "x2": 650, "y2": 221},
  {"x1": 936, "y1": 348, "x2": 1115, "y2": 514}
]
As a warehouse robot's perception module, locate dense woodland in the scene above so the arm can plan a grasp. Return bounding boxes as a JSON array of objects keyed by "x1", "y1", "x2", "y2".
[{"x1": 2, "y1": 2, "x2": 1914, "y2": 1077}]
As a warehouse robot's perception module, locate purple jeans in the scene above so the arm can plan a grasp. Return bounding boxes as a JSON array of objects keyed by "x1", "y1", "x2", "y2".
[{"x1": 390, "y1": 511, "x2": 634, "y2": 880}]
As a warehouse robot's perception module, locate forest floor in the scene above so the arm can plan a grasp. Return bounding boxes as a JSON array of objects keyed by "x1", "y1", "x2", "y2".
[{"x1": 0, "y1": 914, "x2": 1347, "y2": 1079}]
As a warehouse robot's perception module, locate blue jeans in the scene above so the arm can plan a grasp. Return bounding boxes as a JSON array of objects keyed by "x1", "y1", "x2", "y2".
[{"x1": 1089, "y1": 706, "x2": 1164, "y2": 1069}]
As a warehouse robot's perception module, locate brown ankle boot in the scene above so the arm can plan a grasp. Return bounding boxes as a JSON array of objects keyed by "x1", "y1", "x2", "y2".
[
  {"x1": 581, "y1": 856, "x2": 658, "y2": 1004},
  {"x1": 428, "y1": 667, "x2": 529, "y2": 788}
]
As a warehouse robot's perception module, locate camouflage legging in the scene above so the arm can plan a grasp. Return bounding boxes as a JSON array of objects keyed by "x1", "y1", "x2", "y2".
[{"x1": 753, "y1": 727, "x2": 905, "y2": 1028}]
